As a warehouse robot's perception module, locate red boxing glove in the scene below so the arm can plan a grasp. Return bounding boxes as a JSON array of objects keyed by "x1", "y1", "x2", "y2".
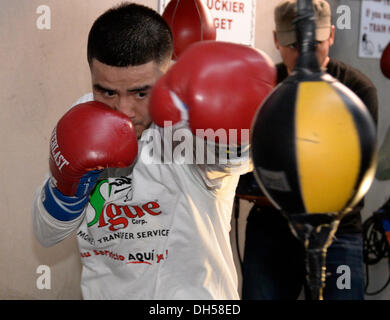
[
  {"x1": 49, "y1": 101, "x2": 138, "y2": 196},
  {"x1": 162, "y1": 0, "x2": 216, "y2": 59},
  {"x1": 149, "y1": 41, "x2": 276, "y2": 145},
  {"x1": 381, "y1": 41, "x2": 390, "y2": 79}
]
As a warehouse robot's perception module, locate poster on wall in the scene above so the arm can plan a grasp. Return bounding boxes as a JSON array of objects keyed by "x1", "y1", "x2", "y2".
[
  {"x1": 158, "y1": 0, "x2": 256, "y2": 47},
  {"x1": 359, "y1": 0, "x2": 390, "y2": 58}
]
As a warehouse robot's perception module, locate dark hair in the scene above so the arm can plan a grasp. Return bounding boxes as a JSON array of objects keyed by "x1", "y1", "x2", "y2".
[{"x1": 87, "y1": 2, "x2": 173, "y2": 67}]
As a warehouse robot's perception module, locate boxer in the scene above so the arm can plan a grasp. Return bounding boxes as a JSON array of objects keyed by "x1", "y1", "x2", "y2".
[{"x1": 32, "y1": 3, "x2": 276, "y2": 299}]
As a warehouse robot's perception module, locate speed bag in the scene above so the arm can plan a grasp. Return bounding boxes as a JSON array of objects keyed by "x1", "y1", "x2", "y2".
[{"x1": 251, "y1": 72, "x2": 377, "y2": 215}]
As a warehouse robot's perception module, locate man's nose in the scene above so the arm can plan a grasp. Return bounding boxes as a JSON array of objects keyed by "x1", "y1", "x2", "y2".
[{"x1": 115, "y1": 97, "x2": 136, "y2": 119}]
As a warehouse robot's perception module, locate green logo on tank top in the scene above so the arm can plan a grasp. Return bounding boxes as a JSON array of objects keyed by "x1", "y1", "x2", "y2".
[{"x1": 88, "y1": 180, "x2": 111, "y2": 227}]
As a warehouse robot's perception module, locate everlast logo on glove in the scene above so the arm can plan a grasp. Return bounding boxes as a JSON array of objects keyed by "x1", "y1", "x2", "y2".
[{"x1": 50, "y1": 128, "x2": 70, "y2": 172}]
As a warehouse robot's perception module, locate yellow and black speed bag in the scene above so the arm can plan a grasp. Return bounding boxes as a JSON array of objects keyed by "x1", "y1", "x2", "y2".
[{"x1": 251, "y1": 73, "x2": 377, "y2": 215}]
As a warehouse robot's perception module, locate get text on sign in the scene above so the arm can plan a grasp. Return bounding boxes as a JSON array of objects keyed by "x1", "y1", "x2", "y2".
[{"x1": 158, "y1": 0, "x2": 256, "y2": 47}]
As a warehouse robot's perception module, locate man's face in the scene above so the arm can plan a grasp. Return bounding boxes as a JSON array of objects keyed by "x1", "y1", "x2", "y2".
[
  {"x1": 90, "y1": 59, "x2": 169, "y2": 138},
  {"x1": 274, "y1": 26, "x2": 335, "y2": 74}
]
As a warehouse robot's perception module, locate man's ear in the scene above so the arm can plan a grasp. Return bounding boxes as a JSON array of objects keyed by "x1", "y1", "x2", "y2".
[
  {"x1": 328, "y1": 25, "x2": 335, "y2": 47},
  {"x1": 273, "y1": 30, "x2": 280, "y2": 50}
]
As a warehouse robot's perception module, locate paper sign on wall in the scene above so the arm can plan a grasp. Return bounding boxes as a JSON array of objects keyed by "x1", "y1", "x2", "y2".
[
  {"x1": 158, "y1": 0, "x2": 256, "y2": 47},
  {"x1": 359, "y1": 0, "x2": 390, "y2": 58}
]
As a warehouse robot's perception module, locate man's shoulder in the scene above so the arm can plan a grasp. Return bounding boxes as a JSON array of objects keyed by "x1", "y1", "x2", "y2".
[
  {"x1": 327, "y1": 58, "x2": 378, "y2": 123},
  {"x1": 71, "y1": 93, "x2": 94, "y2": 107},
  {"x1": 327, "y1": 58, "x2": 375, "y2": 89}
]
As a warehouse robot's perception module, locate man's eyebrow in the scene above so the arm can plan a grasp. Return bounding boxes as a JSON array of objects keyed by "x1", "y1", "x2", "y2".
[
  {"x1": 93, "y1": 83, "x2": 151, "y2": 93},
  {"x1": 128, "y1": 85, "x2": 152, "y2": 93},
  {"x1": 93, "y1": 83, "x2": 117, "y2": 94}
]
